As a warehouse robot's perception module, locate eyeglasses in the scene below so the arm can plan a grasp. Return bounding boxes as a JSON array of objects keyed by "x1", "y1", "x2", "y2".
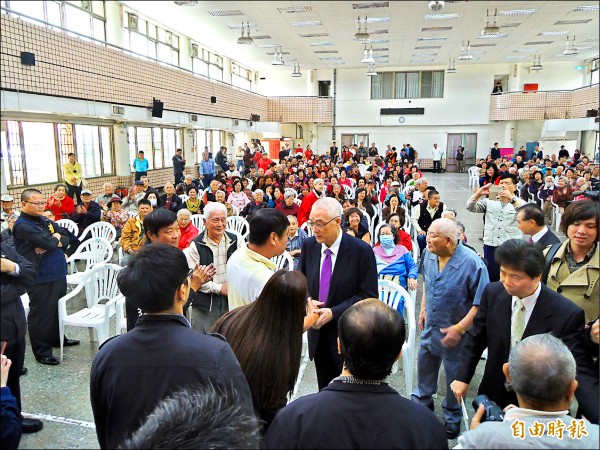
[
  {"x1": 307, "y1": 216, "x2": 338, "y2": 229},
  {"x1": 26, "y1": 201, "x2": 46, "y2": 206}
]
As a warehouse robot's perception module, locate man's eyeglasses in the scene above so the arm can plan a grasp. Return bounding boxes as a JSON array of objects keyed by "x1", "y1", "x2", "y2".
[
  {"x1": 26, "y1": 201, "x2": 46, "y2": 206},
  {"x1": 307, "y1": 216, "x2": 338, "y2": 229}
]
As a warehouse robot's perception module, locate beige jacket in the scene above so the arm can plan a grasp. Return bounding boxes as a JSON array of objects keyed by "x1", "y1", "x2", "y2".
[{"x1": 545, "y1": 240, "x2": 599, "y2": 322}]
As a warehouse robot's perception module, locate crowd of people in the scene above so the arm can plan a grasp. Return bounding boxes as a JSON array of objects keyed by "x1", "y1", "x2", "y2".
[{"x1": 0, "y1": 140, "x2": 598, "y2": 449}]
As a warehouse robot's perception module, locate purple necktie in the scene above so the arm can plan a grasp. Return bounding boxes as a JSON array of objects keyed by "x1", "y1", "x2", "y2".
[
  {"x1": 528, "y1": 237, "x2": 534, "y2": 243},
  {"x1": 319, "y1": 248, "x2": 333, "y2": 305}
]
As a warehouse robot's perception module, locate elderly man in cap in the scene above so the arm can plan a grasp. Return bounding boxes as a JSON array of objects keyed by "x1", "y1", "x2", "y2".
[
  {"x1": 122, "y1": 181, "x2": 146, "y2": 215},
  {"x1": 72, "y1": 189, "x2": 102, "y2": 235},
  {"x1": 1, "y1": 194, "x2": 19, "y2": 232}
]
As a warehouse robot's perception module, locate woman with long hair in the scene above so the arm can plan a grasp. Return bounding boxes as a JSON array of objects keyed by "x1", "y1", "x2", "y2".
[
  {"x1": 212, "y1": 270, "x2": 317, "y2": 431},
  {"x1": 227, "y1": 179, "x2": 251, "y2": 211},
  {"x1": 355, "y1": 187, "x2": 375, "y2": 219},
  {"x1": 479, "y1": 162, "x2": 500, "y2": 187}
]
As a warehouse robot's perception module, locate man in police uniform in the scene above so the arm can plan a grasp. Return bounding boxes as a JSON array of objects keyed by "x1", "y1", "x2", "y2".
[{"x1": 13, "y1": 188, "x2": 79, "y2": 366}]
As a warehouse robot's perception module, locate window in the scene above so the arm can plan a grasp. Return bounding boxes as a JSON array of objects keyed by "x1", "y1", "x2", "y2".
[
  {"x1": 231, "y1": 62, "x2": 252, "y2": 91},
  {"x1": 191, "y1": 45, "x2": 223, "y2": 81},
  {"x1": 6, "y1": 1, "x2": 106, "y2": 41},
  {"x1": 2, "y1": 120, "x2": 113, "y2": 187},
  {"x1": 122, "y1": 10, "x2": 179, "y2": 66},
  {"x1": 591, "y1": 58, "x2": 599, "y2": 86},
  {"x1": 127, "y1": 126, "x2": 181, "y2": 171},
  {"x1": 371, "y1": 70, "x2": 445, "y2": 99}
]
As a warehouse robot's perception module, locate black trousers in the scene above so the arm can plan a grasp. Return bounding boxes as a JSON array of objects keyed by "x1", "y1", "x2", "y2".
[
  {"x1": 433, "y1": 160, "x2": 441, "y2": 173},
  {"x1": 27, "y1": 278, "x2": 66, "y2": 359},
  {"x1": 1, "y1": 299, "x2": 26, "y2": 412},
  {"x1": 314, "y1": 334, "x2": 343, "y2": 390},
  {"x1": 135, "y1": 171, "x2": 147, "y2": 181},
  {"x1": 66, "y1": 182, "x2": 82, "y2": 205}
]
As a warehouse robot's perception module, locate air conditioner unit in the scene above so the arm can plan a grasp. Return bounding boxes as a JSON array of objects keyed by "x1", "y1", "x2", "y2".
[
  {"x1": 191, "y1": 44, "x2": 199, "y2": 58},
  {"x1": 189, "y1": 114, "x2": 198, "y2": 122},
  {"x1": 128, "y1": 13, "x2": 138, "y2": 32},
  {"x1": 111, "y1": 105, "x2": 125, "y2": 116},
  {"x1": 233, "y1": 119, "x2": 239, "y2": 126}
]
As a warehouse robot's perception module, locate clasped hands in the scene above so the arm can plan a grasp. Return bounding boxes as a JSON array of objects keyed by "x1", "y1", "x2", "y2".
[{"x1": 307, "y1": 297, "x2": 330, "y2": 330}]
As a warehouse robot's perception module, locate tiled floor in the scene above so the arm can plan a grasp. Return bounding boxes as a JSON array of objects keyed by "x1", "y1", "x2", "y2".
[{"x1": 17, "y1": 172, "x2": 563, "y2": 449}]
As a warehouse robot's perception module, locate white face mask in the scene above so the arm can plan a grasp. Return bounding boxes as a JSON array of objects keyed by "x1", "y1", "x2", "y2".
[{"x1": 149, "y1": 198, "x2": 157, "y2": 206}]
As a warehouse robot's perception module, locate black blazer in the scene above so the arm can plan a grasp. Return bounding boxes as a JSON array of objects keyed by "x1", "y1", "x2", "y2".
[
  {"x1": 299, "y1": 233, "x2": 378, "y2": 359},
  {"x1": 536, "y1": 228, "x2": 561, "y2": 248},
  {"x1": 456, "y1": 282, "x2": 593, "y2": 411}
]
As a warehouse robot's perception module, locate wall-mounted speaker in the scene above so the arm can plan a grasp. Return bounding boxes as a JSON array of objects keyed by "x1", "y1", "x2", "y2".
[
  {"x1": 21, "y1": 52, "x2": 35, "y2": 66},
  {"x1": 211, "y1": 96, "x2": 217, "y2": 103},
  {"x1": 250, "y1": 114, "x2": 260, "y2": 122},
  {"x1": 152, "y1": 99, "x2": 164, "y2": 118},
  {"x1": 586, "y1": 109, "x2": 598, "y2": 118}
]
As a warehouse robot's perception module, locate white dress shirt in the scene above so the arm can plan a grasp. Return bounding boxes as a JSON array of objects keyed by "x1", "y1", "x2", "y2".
[
  {"x1": 511, "y1": 282, "x2": 542, "y2": 327},
  {"x1": 531, "y1": 226, "x2": 549, "y2": 243},
  {"x1": 319, "y1": 229, "x2": 343, "y2": 279}
]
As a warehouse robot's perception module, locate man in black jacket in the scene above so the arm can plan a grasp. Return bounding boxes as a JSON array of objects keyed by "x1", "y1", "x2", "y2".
[
  {"x1": 1, "y1": 241, "x2": 44, "y2": 434},
  {"x1": 171, "y1": 148, "x2": 186, "y2": 185}
]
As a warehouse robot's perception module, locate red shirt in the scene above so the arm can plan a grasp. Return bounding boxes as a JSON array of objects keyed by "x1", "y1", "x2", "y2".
[
  {"x1": 45, "y1": 194, "x2": 75, "y2": 220},
  {"x1": 257, "y1": 157, "x2": 273, "y2": 171},
  {"x1": 178, "y1": 223, "x2": 199, "y2": 250}
]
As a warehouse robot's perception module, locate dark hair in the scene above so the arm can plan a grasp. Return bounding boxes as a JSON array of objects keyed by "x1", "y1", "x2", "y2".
[
  {"x1": 212, "y1": 271, "x2": 307, "y2": 420},
  {"x1": 560, "y1": 200, "x2": 599, "y2": 237},
  {"x1": 138, "y1": 150, "x2": 144, "y2": 154},
  {"x1": 232, "y1": 179, "x2": 243, "y2": 192},
  {"x1": 117, "y1": 243, "x2": 189, "y2": 312},
  {"x1": 495, "y1": 239, "x2": 545, "y2": 278},
  {"x1": 120, "y1": 384, "x2": 259, "y2": 449},
  {"x1": 499, "y1": 172, "x2": 518, "y2": 186},
  {"x1": 21, "y1": 188, "x2": 42, "y2": 202},
  {"x1": 344, "y1": 207, "x2": 363, "y2": 224},
  {"x1": 248, "y1": 209, "x2": 289, "y2": 245},
  {"x1": 186, "y1": 186, "x2": 198, "y2": 195},
  {"x1": 143, "y1": 209, "x2": 178, "y2": 240},
  {"x1": 385, "y1": 193, "x2": 399, "y2": 206},
  {"x1": 385, "y1": 212, "x2": 405, "y2": 228},
  {"x1": 137, "y1": 198, "x2": 151, "y2": 208},
  {"x1": 517, "y1": 203, "x2": 545, "y2": 227},
  {"x1": 427, "y1": 189, "x2": 440, "y2": 199},
  {"x1": 338, "y1": 299, "x2": 405, "y2": 380},
  {"x1": 484, "y1": 162, "x2": 500, "y2": 182},
  {"x1": 378, "y1": 223, "x2": 399, "y2": 245},
  {"x1": 54, "y1": 183, "x2": 68, "y2": 192}
]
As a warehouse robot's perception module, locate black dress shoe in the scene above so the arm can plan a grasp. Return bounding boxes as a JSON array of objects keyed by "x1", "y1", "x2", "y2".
[
  {"x1": 445, "y1": 421, "x2": 460, "y2": 440},
  {"x1": 22, "y1": 418, "x2": 44, "y2": 433},
  {"x1": 63, "y1": 338, "x2": 80, "y2": 347},
  {"x1": 36, "y1": 356, "x2": 60, "y2": 365},
  {"x1": 20, "y1": 367, "x2": 28, "y2": 376}
]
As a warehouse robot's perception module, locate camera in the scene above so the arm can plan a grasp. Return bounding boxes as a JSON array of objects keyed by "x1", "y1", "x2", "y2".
[
  {"x1": 472, "y1": 395, "x2": 505, "y2": 422},
  {"x1": 428, "y1": 1, "x2": 445, "y2": 12}
]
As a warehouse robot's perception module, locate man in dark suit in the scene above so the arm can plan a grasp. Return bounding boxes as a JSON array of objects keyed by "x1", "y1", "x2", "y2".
[
  {"x1": 490, "y1": 142, "x2": 501, "y2": 160},
  {"x1": 450, "y1": 239, "x2": 595, "y2": 418},
  {"x1": 299, "y1": 198, "x2": 378, "y2": 390},
  {"x1": 516, "y1": 203, "x2": 561, "y2": 249},
  {"x1": 264, "y1": 299, "x2": 447, "y2": 449}
]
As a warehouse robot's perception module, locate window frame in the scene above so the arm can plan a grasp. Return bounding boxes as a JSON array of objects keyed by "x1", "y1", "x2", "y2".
[{"x1": 370, "y1": 69, "x2": 445, "y2": 99}]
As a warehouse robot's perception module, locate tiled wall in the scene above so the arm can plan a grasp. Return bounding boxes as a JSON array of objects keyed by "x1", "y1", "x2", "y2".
[
  {"x1": 267, "y1": 97, "x2": 334, "y2": 123},
  {"x1": 6, "y1": 166, "x2": 199, "y2": 212},
  {"x1": 489, "y1": 85, "x2": 599, "y2": 121},
  {"x1": 0, "y1": 15, "x2": 268, "y2": 120}
]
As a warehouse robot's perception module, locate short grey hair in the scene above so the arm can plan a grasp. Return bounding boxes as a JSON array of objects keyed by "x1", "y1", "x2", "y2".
[
  {"x1": 509, "y1": 333, "x2": 576, "y2": 406},
  {"x1": 429, "y1": 218, "x2": 458, "y2": 245},
  {"x1": 203, "y1": 201, "x2": 227, "y2": 219},
  {"x1": 185, "y1": 174, "x2": 193, "y2": 180},
  {"x1": 313, "y1": 178, "x2": 325, "y2": 187},
  {"x1": 313, "y1": 197, "x2": 343, "y2": 219},
  {"x1": 215, "y1": 190, "x2": 226, "y2": 197},
  {"x1": 253, "y1": 189, "x2": 264, "y2": 196},
  {"x1": 284, "y1": 190, "x2": 296, "y2": 200},
  {"x1": 102, "y1": 182, "x2": 113, "y2": 189},
  {"x1": 177, "y1": 209, "x2": 192, "y2": 218}
]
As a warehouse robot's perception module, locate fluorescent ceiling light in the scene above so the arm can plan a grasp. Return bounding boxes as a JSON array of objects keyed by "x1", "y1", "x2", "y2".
[
  {"x1": 277, "y1": 6, "x2": 313, "y2": 13},
  {"x1": 422, "y1": 26, "x2": 453, "y2": 31},
  {"x1": 412, "y1": 58, "x2": 435, "y2": 62},
  {"x1": 372, "y1": 55, "x2": 388, "y2": 59},
  {"x1": 314, "y1": 50, "x2": 339, "y2": 54},
  {"x1": 255, "y1": 44, "x2": 281, "y2": 48},
  {"x1": 499, "y1": 9, "x2": 536, "y2": 16},
  {"x1": 308, "y1": 42, "x2": 335, "y2": 46},
  {"x1": 477, "y1": 33, "x2": 508, "y2": 39},
  {"x1": 228, "y1": 23, "x2": 256, "y2": 29},
  {"x1": 425, "y1": 13, "x2": 460, "y2": 20},
  {"x1": 524, "y1": 41, "x2": 554, "y2": 45},
  {"x1": 505, "y1": 55, "x2": 528, "y2": 59},
  {"x1": 417, "y1": 37, "x2": 447, "y2": 41},
  {"x1": 359, "y1": 39, "x2": 389, "y2": 44},
  {"x1": 369, "y1": 29, "x2": 389, "y2": 34},
  {"x1": 413, "y1": 53, "x2": 437, "y2": 56},
  {"x1": 415, "y1": 45, "x2": 442, "y2": 49},
  {"x1": 361, "y1": 17, "x2": 390, "y2": 23},
  {"x1": 539, "y1": 31, "x2": 570, "y2": 36},
  {"x1": 251, "y1": 35, "x2": 272, "y2": 40},
  {"x1": 353, "y1": 2, "x2": 390, "y2": 9},
  {"x1": 555, "y1": 19, "x2": 592, "y2": 25},
  {"x1": 514, "y1": 48, "x2": 539, "y2": 52},
  {"x1": 290, "y1": 21, "x2": 321, "y2": 27},
  {"x1": 208, "y1": 10, "x2": 243, "y2": 17},
  {"x1": 319, "y1": 57, "x2": 342, "y2": 60},
  {"x1": 574, "y1": 5, "x2": 599, "y2": 11},
  {"x1": 299, "y1": 32, "x2": 329, "y2": 37},
  {"x1": 500, "y1": 22, "x2": 522, "y2": 28}
]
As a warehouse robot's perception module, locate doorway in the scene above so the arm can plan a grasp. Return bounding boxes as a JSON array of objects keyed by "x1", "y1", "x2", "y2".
[
  {"x1": 318, "y1": 80, "x2": 331, "y2": 97},
  {"x1": 446, "y1": 133, "x2": 477, "y2": 172}
]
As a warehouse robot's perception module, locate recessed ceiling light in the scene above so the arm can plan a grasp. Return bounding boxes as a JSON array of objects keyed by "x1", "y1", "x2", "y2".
[
  {"x1": 228, "y1": 23, "x2": 256, "y2": 29},
  {"x1": 352, "y1": 2, "x2": 390, "y2": 9},
  {"x1": 255, "y1": 44, "x2": 281, "y2": 48},
  {"x1": 277, "y1": 6, "x2": 314, "y2": 13},
  {"x1": 290, "y1": 20, "x2": 321, "y2": 27},
  {"x1": 539, "y1": 31, "x2": 570, "y2": 36},
  {"x1": 514, "y1": 48, "x2": 539, "y2": 53},
  {"x1": 425, "y1": 13, "x2": 461, "y2": 20},
  {"x1": 299, "y1": 32, "x2": 329, "y2": 38},
  {"x1": 314, "y1": 50, "x2": 339, "y2": 54},
  {"x1": 555, "y1": 19, "x2": 592, "y2": 25},
  {"x1": 477, "y1": 33, "x2": 508, "y2": 39},
  {"x1": 421, "y1": 26, "x2": 453, "y2": 31},
  {"x1": 498, "y1": 9, "x2": 536, "y2": 16},
  {"x1": 524, "y1": 41, "x2": 554, "y2": 45},
  {"x1": 308, "y1": 42, "x2": 335, "y2": 46},
  {"x1": 208, "y1": 10, "x2": 243, "y2": 17},
  {"x1": 574, "y1": 5, "x2": 600, "y2": 11},
  {"x1": 505, "y1": 55, "x2": 528, "y2": 59},
  {"x1": 417, "y1": 36, "x2": 447, "y2": 41}
]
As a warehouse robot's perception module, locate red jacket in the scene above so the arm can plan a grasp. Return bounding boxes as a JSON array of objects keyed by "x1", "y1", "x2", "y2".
[
  {"x1": 257, "y1": 157, "x2": 273, "y2": 171},
  {"x1": 45, "y1": 194, "x2": 75, "y2": 220},
  {"x1": 297, "y1": 191, "x2": 319, "y2": 226},
  {"x1": 178, "y1": 223, "x2": 199, "y2": 250}
]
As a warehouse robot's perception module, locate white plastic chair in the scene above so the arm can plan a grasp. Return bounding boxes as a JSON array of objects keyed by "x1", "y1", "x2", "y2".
[
  {"x1": 226, "y1": 216, "x2": 250, "y2": 240},
  {"x1": 66, "y1": 237, "x2": 113, "y2": 286},
  {"x1": 343, "y1": 184, "x2": 355, "y2": 199},
  {"x1": 294, "y1": 197, "x2": 303, "y2": 206},
  {"x1": 550, "y1": 197, "x2": 562, "y2": 232},
  {"x1": 230, "y1": 203, "x2": 239, "y2": 216},
  {"x1": 179, "y1": 194, "x2": 189, "y2": 202},
  {"x1": 468, "y1": 166, "x2": 480, "y2": 189},
  {"x1": 58, "y1": 263, "x2": 123, "y2": 361},
  {"x1": 299, "y1": 221, "x2": 314, "y2": 237},
  {"x1": 412, "y1": 240, "x2": 420, "y2": 263},
  {"x1": 115, "y1": 294, "x2": 127, "y2": 335},
  {"x1": 55, "y1": 219, "x2": 79, "y2": 236},
  {"x1": 377, "y1": 279, "x2": 416, "y2": 395},
  {"x1": 189, "y1": 214, "x2": 206, "y2": 233},
  {"x1": 79, "y1": 221, "x2": 117, "y2": 244},
  {"x1": 271, "y1": 251, "x2": 294, "y2": 271},
  {"x1": 358, "y1": 164, "x2": 368, "y2": 176}
]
